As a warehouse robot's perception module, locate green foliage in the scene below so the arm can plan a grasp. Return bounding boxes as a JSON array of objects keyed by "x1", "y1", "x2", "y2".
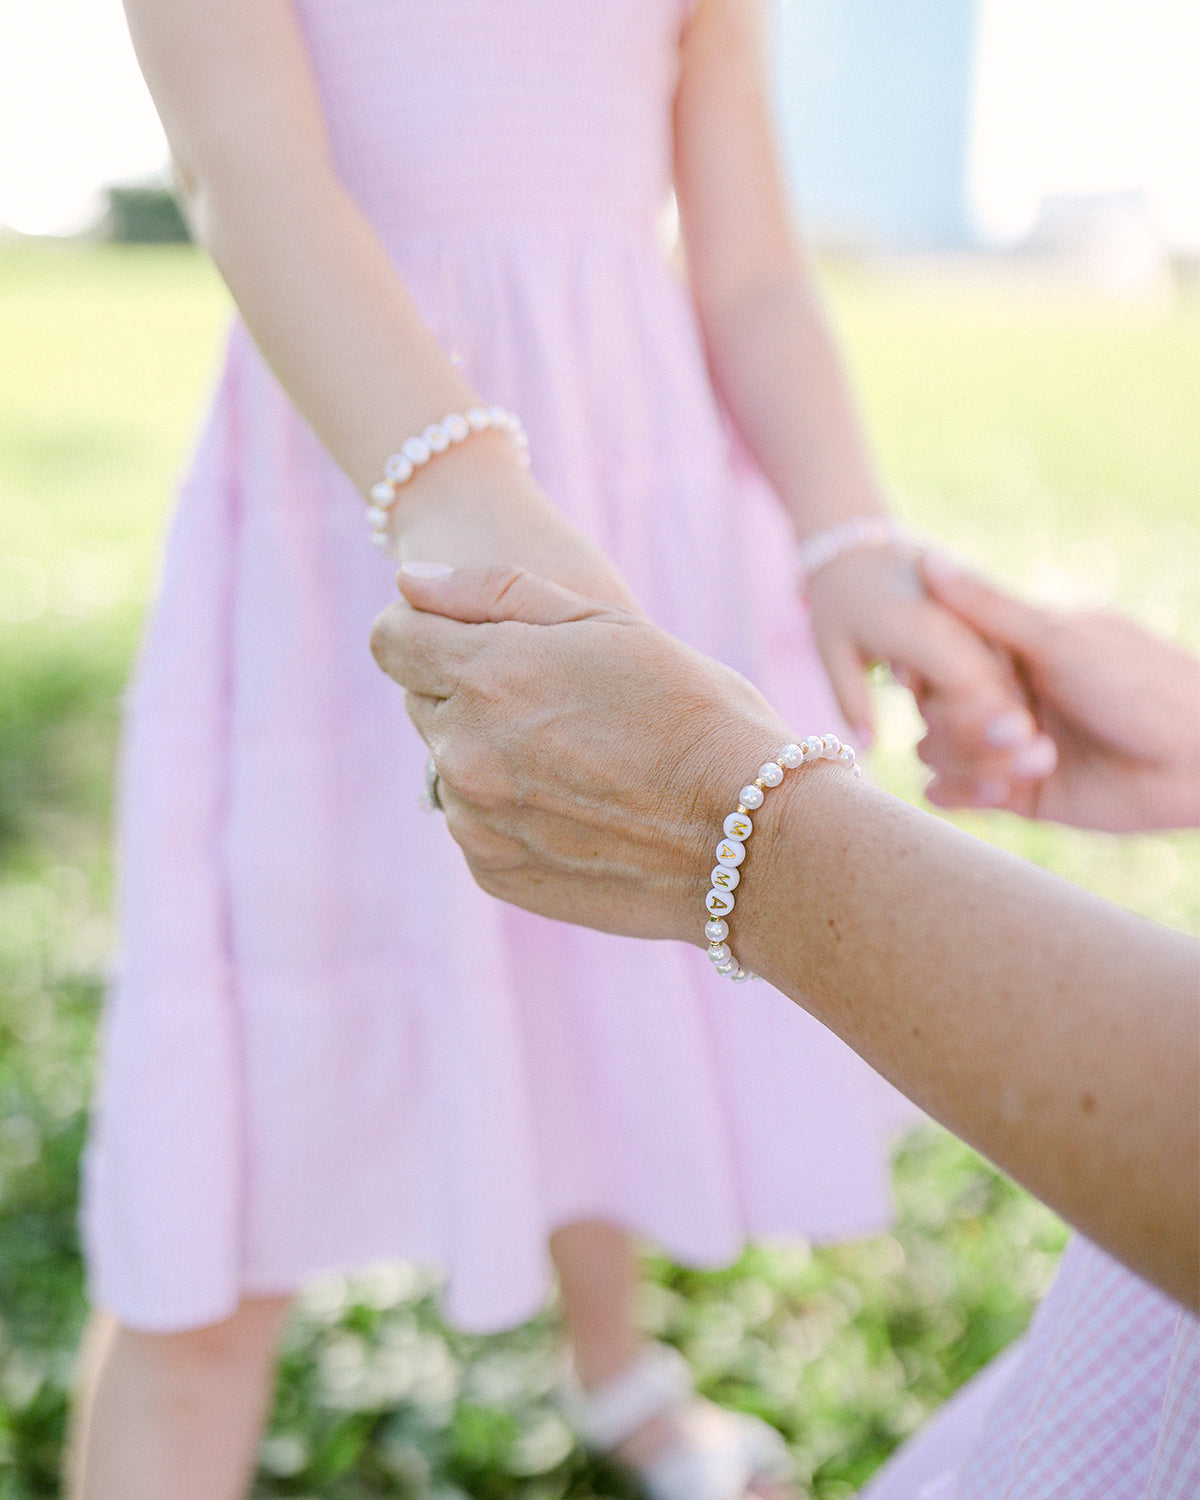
[{"x1": 0, "y1": 244, "x2": 1195, "y2": 1497}]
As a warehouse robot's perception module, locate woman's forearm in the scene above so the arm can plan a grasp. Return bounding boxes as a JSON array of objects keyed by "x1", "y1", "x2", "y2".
[{"x1": 741, "y1": 765, "x2": 1199, "y2": 1310}]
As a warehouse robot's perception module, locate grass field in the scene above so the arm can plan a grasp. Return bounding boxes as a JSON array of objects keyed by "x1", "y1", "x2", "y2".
[{"x1": 0, "y1": 240, "x2": 1196, "y2": 1498}]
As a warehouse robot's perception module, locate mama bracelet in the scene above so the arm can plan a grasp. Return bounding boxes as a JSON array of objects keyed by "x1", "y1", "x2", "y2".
[{"x1": 705, "y1": 734, "x2": 860, "y2": 982}]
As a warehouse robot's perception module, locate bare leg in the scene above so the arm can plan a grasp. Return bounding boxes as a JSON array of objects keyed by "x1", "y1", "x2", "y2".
[
  {"x1": 550, "y1": 1220, "x2": 792, "y2": 1498},
  {"x1": 65, "y1": 1295, "x2": 291, "y2": 1500}
]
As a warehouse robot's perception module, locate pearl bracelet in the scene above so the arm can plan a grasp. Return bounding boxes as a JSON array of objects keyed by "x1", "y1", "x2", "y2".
[
  {"x1": 366, "y1": 406, "x2": 530, "y2": 551},
  {"x1": 795, "y1": 516, "x2": 910, "y2": 588},
  {"x1": 704, "y1": 734, "x2": 860, "y2": 982}
]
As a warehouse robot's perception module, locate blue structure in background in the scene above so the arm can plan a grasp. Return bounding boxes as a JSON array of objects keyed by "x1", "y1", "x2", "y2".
[{"x1": 775, "y1": 0, "x2": 982, "y2": 250}]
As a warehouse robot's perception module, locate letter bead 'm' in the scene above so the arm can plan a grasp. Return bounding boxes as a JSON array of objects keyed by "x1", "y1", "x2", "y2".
[
  {"x1": 723, "y1": 812, "x2": 752, "y2": 841},
  {"x1": 705, "y1": 918, "x2": 729, "y2": 943},
  {"x1": 402, "y1": 436, "x2": 432, "y2": 466},
  {"x1": 706, "y1": 887, "x2": 735, "y2": 917},
  {"x1": 708, "y1": 942, "x2": 732, "y2": 965},
  {"x1": 779, "y1": 743, "x2": 803, "y2": 768},
  {"x1": 715, "y1": 839, "x2": 746, "y2": 868},
  {"x1": 710, "y1": 864, "x2": 740, "y2": 892},
  {"x1": 759, "y1": 761, "x2": 784, "y2": 787},
  {"x1": 739, "y1": 784, "x2": 764, "y2": 810}
]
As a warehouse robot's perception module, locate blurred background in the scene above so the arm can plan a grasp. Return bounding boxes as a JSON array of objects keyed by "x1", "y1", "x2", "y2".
[{"x1": 1, "y1": 2, "x2": 1197, "y2": 1497}]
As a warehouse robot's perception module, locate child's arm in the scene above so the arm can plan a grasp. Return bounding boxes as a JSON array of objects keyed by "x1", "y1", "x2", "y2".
[
  {"x1": 673, "y1": 0, "x2": 1041, "y2": 770},
  {"x1": 120, "y1": 0, "x2": 635, "y2": 606}
]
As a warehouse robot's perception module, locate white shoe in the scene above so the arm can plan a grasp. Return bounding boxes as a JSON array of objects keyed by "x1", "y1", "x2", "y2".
[{"x1": 563, "y1": 1344, "x2": 795, "y2": 1500}]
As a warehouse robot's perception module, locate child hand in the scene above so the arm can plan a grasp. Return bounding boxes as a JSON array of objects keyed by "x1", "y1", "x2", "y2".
[
  {"x1": 385, "y1": 436, "x2": 638, "y2": 612},
  {"x1": 805, "y1": 543, "x2": 1051, "y2": 787},
  {"x1": 916, "y1": 554, "x2": 1200, "y2": 830}
]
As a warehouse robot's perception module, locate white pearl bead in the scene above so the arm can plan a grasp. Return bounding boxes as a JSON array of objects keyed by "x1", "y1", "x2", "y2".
[
  {"x1": 385, "y1": 454, "x2": 414, "y2": 484},
  {"x1": 708, "y1": 942, "x2": 732, "y2": 965},
  {"x1": 723, "y1": 812, "x2": 753, "y2": 841},
  {"x1": 422, "y1": 423, "x2": 450, "y2": 453},
  {"x1": 837, "y1": 744, "x2": 856, "y2": 765},
  {"x1": 705, "y1": 918, "x2": 729, "y2": 943},
  {"x1": 466, "y1": 406, "x2": 490, "y2": 431},
  {"x1": 710, "y1": 864, "x2": 741, "y2": 892},
  {"x1": 443, "y1": 413, "x2": 470, "y2": 442},
  {"x1": 739, "y1": 784, "x2": 764, "y2": 810},
  {"x1": 852, "y1": 763, "x2": 863, "y2": 778},
  {"x1": 370, "y1": 532, "x2": 390, "y2": 550},
  {"x1": 803, "y1": 736, "x2": 824, "y2": 758},
  {"x1": 758, "y1": 761, "x2": 784, "y2": 787},
  {"x1": 402, "y1": 436, "x2": 432, "y2": 466},
  {"x1": 822, "y1": 734, "x2": 842, "y2": 758},
  {"x1": 779, "y1": 743, "x2": 803, "y2": 768},
  {"x1": 366, "y1": 507, "x2": 389, "y2": 530},
  {"x1": 715, "y1": 838, "x2": 746, "y2": 868},
  {"x1": 715, "y1": 958, "x2": 738, "y2": 976},
  {"x1": 488, "y1": 405, "x2": 509, "y2": 429},
  {"x1": 732, "y1": 969, "x2": 757, "y2": 984},
  {"x1": 370, "y1": 480, "x2": 395, "y2": 505},
  {"x1": 706, "y1": 888, "x2": 735, "y2": 916}
]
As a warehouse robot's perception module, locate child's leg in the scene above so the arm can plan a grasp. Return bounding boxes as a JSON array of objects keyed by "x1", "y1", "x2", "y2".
[
  {"x1": 551, "y1": 1221, "x2": 794, "y2": 1498},
  {"x1": 65, "y1": 1295, "x2": 290, "y2": 1500},
  {"x1": 550, "y1": 1219, "x2": 644, "y2": 1388}
]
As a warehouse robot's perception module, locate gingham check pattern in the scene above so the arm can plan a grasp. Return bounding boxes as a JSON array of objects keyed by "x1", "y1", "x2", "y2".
[{"x1": 864, "y1": 1237, "x2": 1198, "y2": 1499}]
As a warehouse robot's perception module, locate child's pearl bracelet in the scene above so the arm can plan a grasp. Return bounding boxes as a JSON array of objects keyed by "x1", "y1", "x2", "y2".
[
  {"x1": 795, "y1": 516, "x2": 910, "y2": 588},
  {"x1": 705, "y1": 734, "x2": 860, "y2": 982},
  {"x1": 366, "y1": 406, "x2": 530, "y2": 551}
]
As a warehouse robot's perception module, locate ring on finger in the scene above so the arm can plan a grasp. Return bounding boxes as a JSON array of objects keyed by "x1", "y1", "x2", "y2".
[{"x1": 420, "y1": 754, "x2": 445, "y2": 813}]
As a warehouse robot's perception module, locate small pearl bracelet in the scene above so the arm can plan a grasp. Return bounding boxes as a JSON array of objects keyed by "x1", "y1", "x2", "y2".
[
  {"x1": 366, "y1": 406, "x2": 530, "y2": 551},
  {"x1": 705, "y1": 734, "x2": 860, "y2": 982},
  {"x1": 795, "y1": 516, "x2": 911, "y2": 588}
]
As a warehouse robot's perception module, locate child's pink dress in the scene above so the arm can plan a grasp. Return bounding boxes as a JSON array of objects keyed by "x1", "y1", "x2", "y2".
[{"x1": 83, "y1": 0, "x2": 909, "y2": 1333}]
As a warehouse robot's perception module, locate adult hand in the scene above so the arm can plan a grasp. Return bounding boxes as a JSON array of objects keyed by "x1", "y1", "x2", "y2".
[
  {"x1": 806, "y1": 543, "x2": 1056, "y2": 785},
  {"x1": 370, "y1": 564, "x2": 792, "y2": 942},
  {"x1": 916, "y1": 554, "x2": 1200, "y2": 831}
]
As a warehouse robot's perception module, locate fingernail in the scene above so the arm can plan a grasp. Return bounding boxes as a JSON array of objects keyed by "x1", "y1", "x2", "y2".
[
  {"x1": 1011, "y1": 735, "x2": 1058, "y2": 779},
  {"x1": 400, "y1": 560, "x2": 455, "y2": 579},
  {"x1": 973, "y1": 780, "x2": 1010, "y2": 806},
  {"x1": 985, "y1": 709, "x2": 1034, "y2": 748}
]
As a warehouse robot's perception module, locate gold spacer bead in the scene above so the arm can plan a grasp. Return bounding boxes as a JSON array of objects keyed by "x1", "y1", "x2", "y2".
[
  {"x1": 754, "y1": 778, "x2": 766, "y2": 789},
  {"x1": 736, "y1": 804, "x2": 747, "y2": 814}
]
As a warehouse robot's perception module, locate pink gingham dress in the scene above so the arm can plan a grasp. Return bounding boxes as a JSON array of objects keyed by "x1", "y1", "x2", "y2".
[
  {"x1": 82, "y1": 0, "x2": 911, "y2": 1333},
  {"x1": 863, "y1": 1239, "x2": 1198, "y2": 1499}
]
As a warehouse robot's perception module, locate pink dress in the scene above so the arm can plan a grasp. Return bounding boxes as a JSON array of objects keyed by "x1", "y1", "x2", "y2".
[{"x1": 83, "y1": 0, "x2": 909, "y2": 1333}]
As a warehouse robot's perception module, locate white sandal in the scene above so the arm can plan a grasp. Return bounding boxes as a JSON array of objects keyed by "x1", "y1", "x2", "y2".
[{"x1": 563, "y1": 1344, "x2": 795, "y2": 1500}]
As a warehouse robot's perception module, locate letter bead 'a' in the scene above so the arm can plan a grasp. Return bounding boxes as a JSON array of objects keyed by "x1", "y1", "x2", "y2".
[
  {"x1": 715, "y1": 839, "x2": 746, "y2": 868},
  {"x1": 706, "y1": 887, "x2": 735, "y2": 917}
]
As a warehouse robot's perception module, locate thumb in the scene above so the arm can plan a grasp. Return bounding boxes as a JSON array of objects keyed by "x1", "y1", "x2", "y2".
[
  {"x1": 921, "y1": 552, "x2": 1048, "y2": 661},
  {"x1": 818, "y1": 632, "x2": 875, "y2": 747},
  {"x1": 397, "y1": 561, "x2": 621, "y2": 627}
]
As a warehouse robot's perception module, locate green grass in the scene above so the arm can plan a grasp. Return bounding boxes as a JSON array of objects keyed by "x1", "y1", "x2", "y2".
[{"x1": 0, "y1": 242, "x2": 1196, "y2": 1497}]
